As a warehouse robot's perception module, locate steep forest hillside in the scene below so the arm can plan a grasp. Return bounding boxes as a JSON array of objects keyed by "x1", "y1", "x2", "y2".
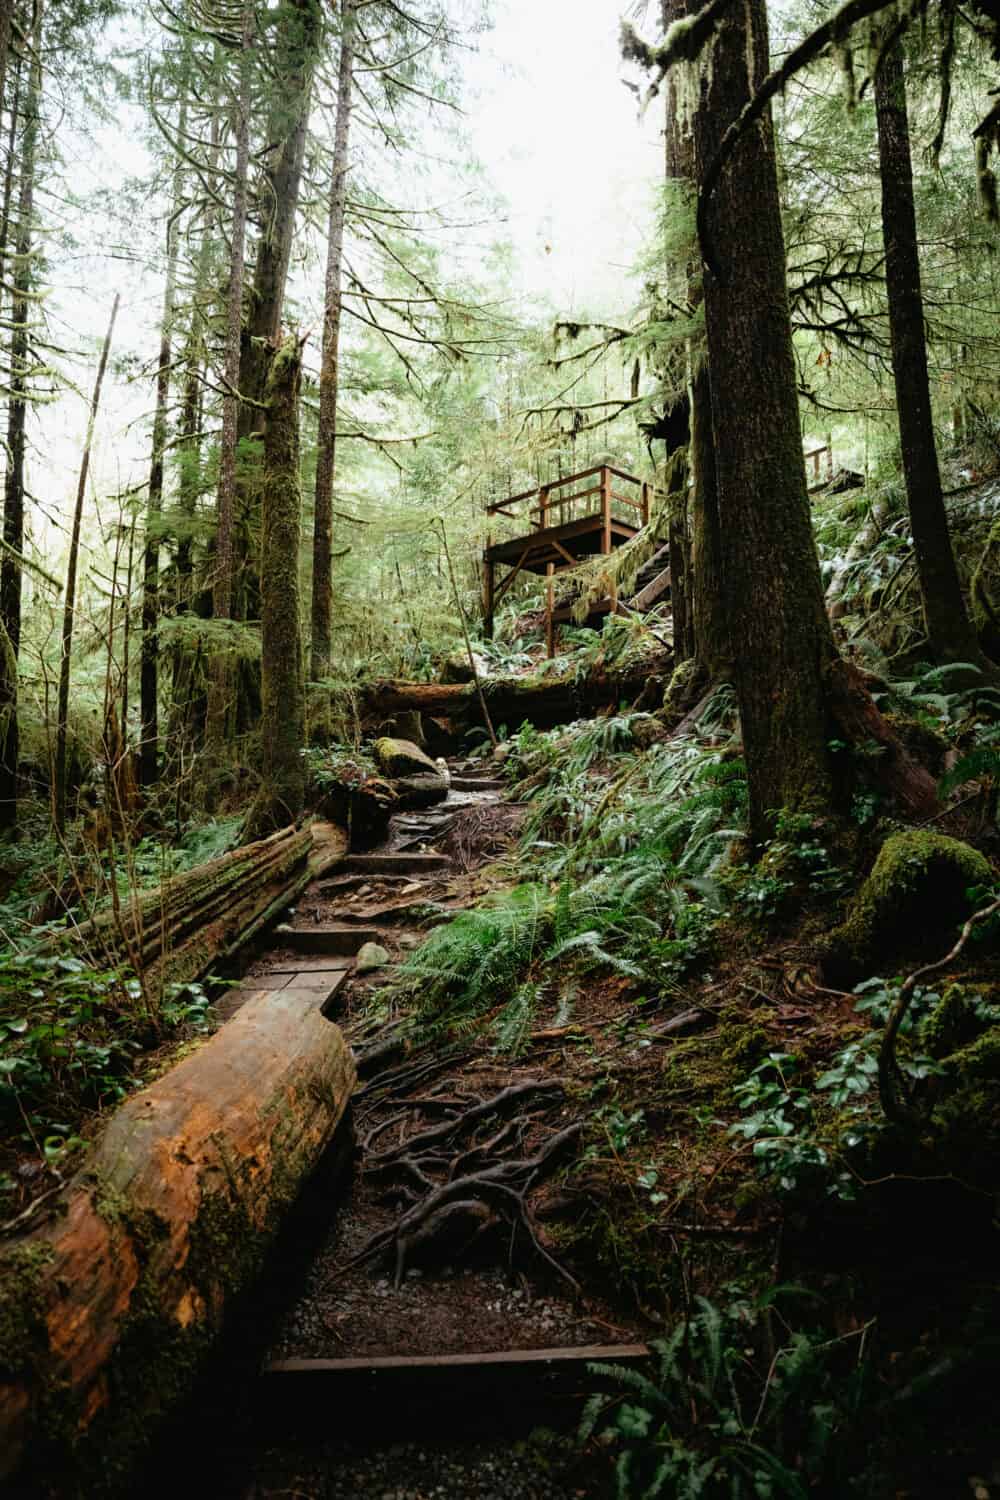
[{"x1": 1, "y1": 0, "x2": 1000, "y2": 1495}]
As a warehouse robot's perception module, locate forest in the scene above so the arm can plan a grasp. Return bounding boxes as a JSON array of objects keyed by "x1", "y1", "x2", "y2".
[{"x1": 1, "y1": 0, "x2": 1000, "y2": 1492}]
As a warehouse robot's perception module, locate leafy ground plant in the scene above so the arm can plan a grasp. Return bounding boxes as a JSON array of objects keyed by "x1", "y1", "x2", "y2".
[{"x1": 581, "y1": 1286, "x2": 871, "y2": 1498}]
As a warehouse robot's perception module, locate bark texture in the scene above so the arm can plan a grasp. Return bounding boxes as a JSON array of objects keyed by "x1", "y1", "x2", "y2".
[
  {"x1": 696, "y1": 0, "x2": 837, "y2": 841},
  {"x1": 0, "y1": 981, "x2": 355, "y2": 1490},
  {"x1": 874, "y1": 42, "x2": 984, "y2": 666},
  {"x1": 310, "y1": 0, "x2": 356, "y2": 681},
  {"x1": 245, "y1": 338, "x2": 307, "y2": 840}
]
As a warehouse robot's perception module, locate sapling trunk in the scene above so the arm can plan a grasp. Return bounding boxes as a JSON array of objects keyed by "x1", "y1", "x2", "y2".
[
  {"x1": 53, "y1": 291, "x2": 119, "y2": 835},
  {"x1": 874, "y1": 40, "x2": 988, "y2": 669}
]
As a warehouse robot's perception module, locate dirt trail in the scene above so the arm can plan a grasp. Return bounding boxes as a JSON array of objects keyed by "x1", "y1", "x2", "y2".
[{"x1": 186, "y1": 760, "x2": 641, "y2": 1499}]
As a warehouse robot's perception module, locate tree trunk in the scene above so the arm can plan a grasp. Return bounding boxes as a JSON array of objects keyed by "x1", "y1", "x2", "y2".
[
  {"x1": 54, "y1": 294, "x2": 120, "y2": 834},
  {"x1": 205, "y1": 8, "x2": 253, "y2": 761},
  {"x1": 0, "y1": 6, "x2": 40, "y2": 832},
  {"x1": 245, "y1": 338, "x2": 306, "y2": 840},
  {"x1": 663, "y1": 0, "x2": 727, "y2": 692},
  {"x1": 310, "y1": 0, "x2": 356, "y2": 682},
  {"x1": 232, "y1": 0, "x2": 320, "y2": 643},
  {"x1": 363, "y1": 651, "x2": 673, "y2": 731},
  {"x1": 0, "y1": 961, "x2": 354, "y2": 1491},
  {"x1": 874, "y1": 41, "x2": 985, "y2": 667},
  {"x1": 57, "y1": 819, "x2": 346, "y2": 995},
  {"x1": 688, "y1": 357, "x2": 730, "y2": 678},
  {"x1": 695, "y1": 0, "x2": 837, "y2": 843},
  {"x1": 140, "y1": 87, "x2": 188, "y2": 795}
]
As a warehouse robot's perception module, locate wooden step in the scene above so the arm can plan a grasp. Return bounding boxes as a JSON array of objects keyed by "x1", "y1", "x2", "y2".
[
  {"x1": 449, "y1": 776, "x2": 505, "y2": 792},
  {"x1": 275, "y1": 923, "x2": 384, "y2": 956},
  {"x1": 342, "y1": 852, "x2": 451, "y2": 875},
  {"x1": 258, "y1": 1344, "x2": 651, "y2": 1436}
]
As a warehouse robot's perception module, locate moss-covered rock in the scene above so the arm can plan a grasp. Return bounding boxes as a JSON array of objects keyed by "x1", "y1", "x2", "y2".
[
  {"x1": 373, "y1": 736, "x2": 440, "y2": 779},
  {"x1": 821, "y1": 830, "x2": 993, "y2": 986}
]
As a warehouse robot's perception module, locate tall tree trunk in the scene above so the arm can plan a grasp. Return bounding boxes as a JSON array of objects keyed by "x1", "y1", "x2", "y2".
[
  {"x1": 245, "y1": 337, "x2": 305, "y2": 840},
  {"x1": 140, "y1": 88, "x2": 188, "y2": 794},
  {"x1": 0, "y1": 3, "x2": 41, "y2": 833},
  {"x1": 688, "y1": 357, "x2": 729, "y2": 678},
  {"x1": 695, "y1": 0, "x2": 837, "y2": 842},
  {"x1": 874, "y1": 41, "x2": 985, "y2": 667},
  {"x1": 233, "y1": 0, "x2": 319, "y2": 630},
  {"x1": 205, "y1": 7, "x2": 253, "y2": 761},
  {"x1": 54, "y1": 294, "x2": 120, "y2": 834},
  {"x1": 310, "y1": 0, "x2": 356, "y2": 682},
  {"x1": 662, "y1": 0, "x2": 727, "y2": 692}
]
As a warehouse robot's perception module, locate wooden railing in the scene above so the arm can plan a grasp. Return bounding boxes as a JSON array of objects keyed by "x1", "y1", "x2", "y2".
[{"x1": 487, "y1": 464, "x2": 652, "y2": 534}]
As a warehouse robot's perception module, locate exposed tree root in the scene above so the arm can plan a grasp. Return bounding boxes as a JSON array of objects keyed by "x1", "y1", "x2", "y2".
[{"x1": 338, "y1": 1077, "x2": 583, "y2": 1290}]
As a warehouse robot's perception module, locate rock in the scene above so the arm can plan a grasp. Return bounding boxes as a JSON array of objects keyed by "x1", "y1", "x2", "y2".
[
  {"x1": 373, "y1": 736, "x2": 441, "y2": 778},
  {"x1": 356, "y1": 941, "x2": 391, "y2": 973},
  {"x1": 821, "y1": 829, "x2": 993, "y2": 987},
  {"x1": 440, "y1": 651, "x2": 490, "y2": 685}
]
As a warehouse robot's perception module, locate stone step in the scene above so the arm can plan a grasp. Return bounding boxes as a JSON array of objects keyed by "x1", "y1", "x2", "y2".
[
  {"x1": 448, "y1": 776, "x2": 505, "y2": 792},
  {"x1": 274, "y1": 923, "x2": 384, "y2": 956},
  {"x1": 342, "y1": 852, "x2": 451, "y2": 875}
]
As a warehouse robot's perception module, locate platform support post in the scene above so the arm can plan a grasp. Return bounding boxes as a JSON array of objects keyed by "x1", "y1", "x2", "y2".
[
  {"x1": 600, "y1": 466, "x2": 612, "y2": 554},
  {"x1": 545, "y1": 563, "x2": 555, "y2": 658},
  {"x1": 483, "y1": 548, "x2": 495, "y2": 639}
]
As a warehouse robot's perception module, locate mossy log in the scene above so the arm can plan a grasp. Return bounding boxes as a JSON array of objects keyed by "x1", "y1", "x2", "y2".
[
  {"x1": 55, "y1": 820, "x2": 348, "y2": 994},
  {"x1": 0, "y1": 981, "x2": 356, "y2": 1491},
  {"x1": 365, "y1": 654, "x2": 671, "y2": 733}
]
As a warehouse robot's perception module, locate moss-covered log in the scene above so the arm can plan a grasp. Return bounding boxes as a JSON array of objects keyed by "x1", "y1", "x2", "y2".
[
  {"x1": 52, "y1": 820, "x2": 347, "y2": 994},
  {"x1": 0, "y1": 981, "x2": 356, "y2": 1491},
  {"x1": 365, "y1": 653, "x2": 671, "y2": 733}
]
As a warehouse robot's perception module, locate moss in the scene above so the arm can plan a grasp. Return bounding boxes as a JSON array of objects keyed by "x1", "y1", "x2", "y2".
[
  {"x1": 372, "y1": 735, "x2": 441, "y2": 778},
  {"x1": 0, "y1": 1243, "x2": 55, "y2": 1376},
  {"x1": 822, "y1": 830, "x2": 993, "y2": 985},
  {"x1": 921, "y1": 984, "x2": 990, "y2": 1059},
  {"x1": 944, "y1": 1026, "x2": 1000, "y2": 1082},
  {"x1": 882, "y1": 710, "x2": 949, "y2": 776},
  {"x1": 719, "y1": 1022, "x2": 770, "y2": 1072}
]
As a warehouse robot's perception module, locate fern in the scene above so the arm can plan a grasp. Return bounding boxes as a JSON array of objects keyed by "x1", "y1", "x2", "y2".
[
  {"x1": 491, "y1": 982, "x2": 539, "y2": 1055},
  {"x1": 939, "y1": 745, "x2": 1000, "y2": 799}
]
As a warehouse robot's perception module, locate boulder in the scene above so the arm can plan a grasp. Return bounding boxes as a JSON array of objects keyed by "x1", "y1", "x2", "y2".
[
  {"x1": 821, "y1": 830, "x2": 993, "y2": 987},
  {"x1": 373, "y1": 736, "x2": 441, "y2": 779},
  {"x1": 356, "y1": 941, "x2": 391, "y2": 973},
  {"x1": 440, "y1": 651, "x2": 490, "y2": 685}
]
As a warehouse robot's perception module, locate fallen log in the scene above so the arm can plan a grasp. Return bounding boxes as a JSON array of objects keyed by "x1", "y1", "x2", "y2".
[
  {"x1": 0, "y1": 980, "x2": 356, "y2": 1492},
  {"x1": 53, "y1": 819, "x2": 348, "y2": 996},
  {"x1": 365, "y1": 653, "x2": 672, "y2": 733}
]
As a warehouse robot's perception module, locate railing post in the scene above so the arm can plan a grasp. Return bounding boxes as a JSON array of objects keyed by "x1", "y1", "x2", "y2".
[
  {"x1": 600, "y1": 466, "x2": 612, "y2": 554},
  {"x1": 538, "y1": 484, "x2": 549, "y2": 531},
  {"x1": 641, "y1": 480, "x2": 650, "y2": 526}
]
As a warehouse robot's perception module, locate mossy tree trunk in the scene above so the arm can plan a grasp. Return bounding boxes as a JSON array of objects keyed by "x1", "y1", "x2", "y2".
[
  {"x1": 695, "y1": 0, "x2": 838, "y2": 843},
  {"x1": 205, "y1": 7, "x2": 253, "y2": 764},
  {"x1": 310, "y1": 0, "x2": 357, "y2": 682},
  {"x1": 245, "y1": 337, "x2": 307, "y2": 840},
  {"x1": 662, "y1": 0, "x2": 729, "y2": 692},
  {"x1": 0, "y1": 1, "x2": 42, "y2": 833},
  {"x1": 232, "y1": 0, "x2": 320, "y2": 712},
  {"x1": 874, "y1": 40, "x2": 988, "y2": 668}
]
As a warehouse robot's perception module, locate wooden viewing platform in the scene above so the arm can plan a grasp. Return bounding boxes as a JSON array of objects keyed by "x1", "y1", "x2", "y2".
[{"x1": 482, "y1": 464, "x2": 656, "y2": 651}]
